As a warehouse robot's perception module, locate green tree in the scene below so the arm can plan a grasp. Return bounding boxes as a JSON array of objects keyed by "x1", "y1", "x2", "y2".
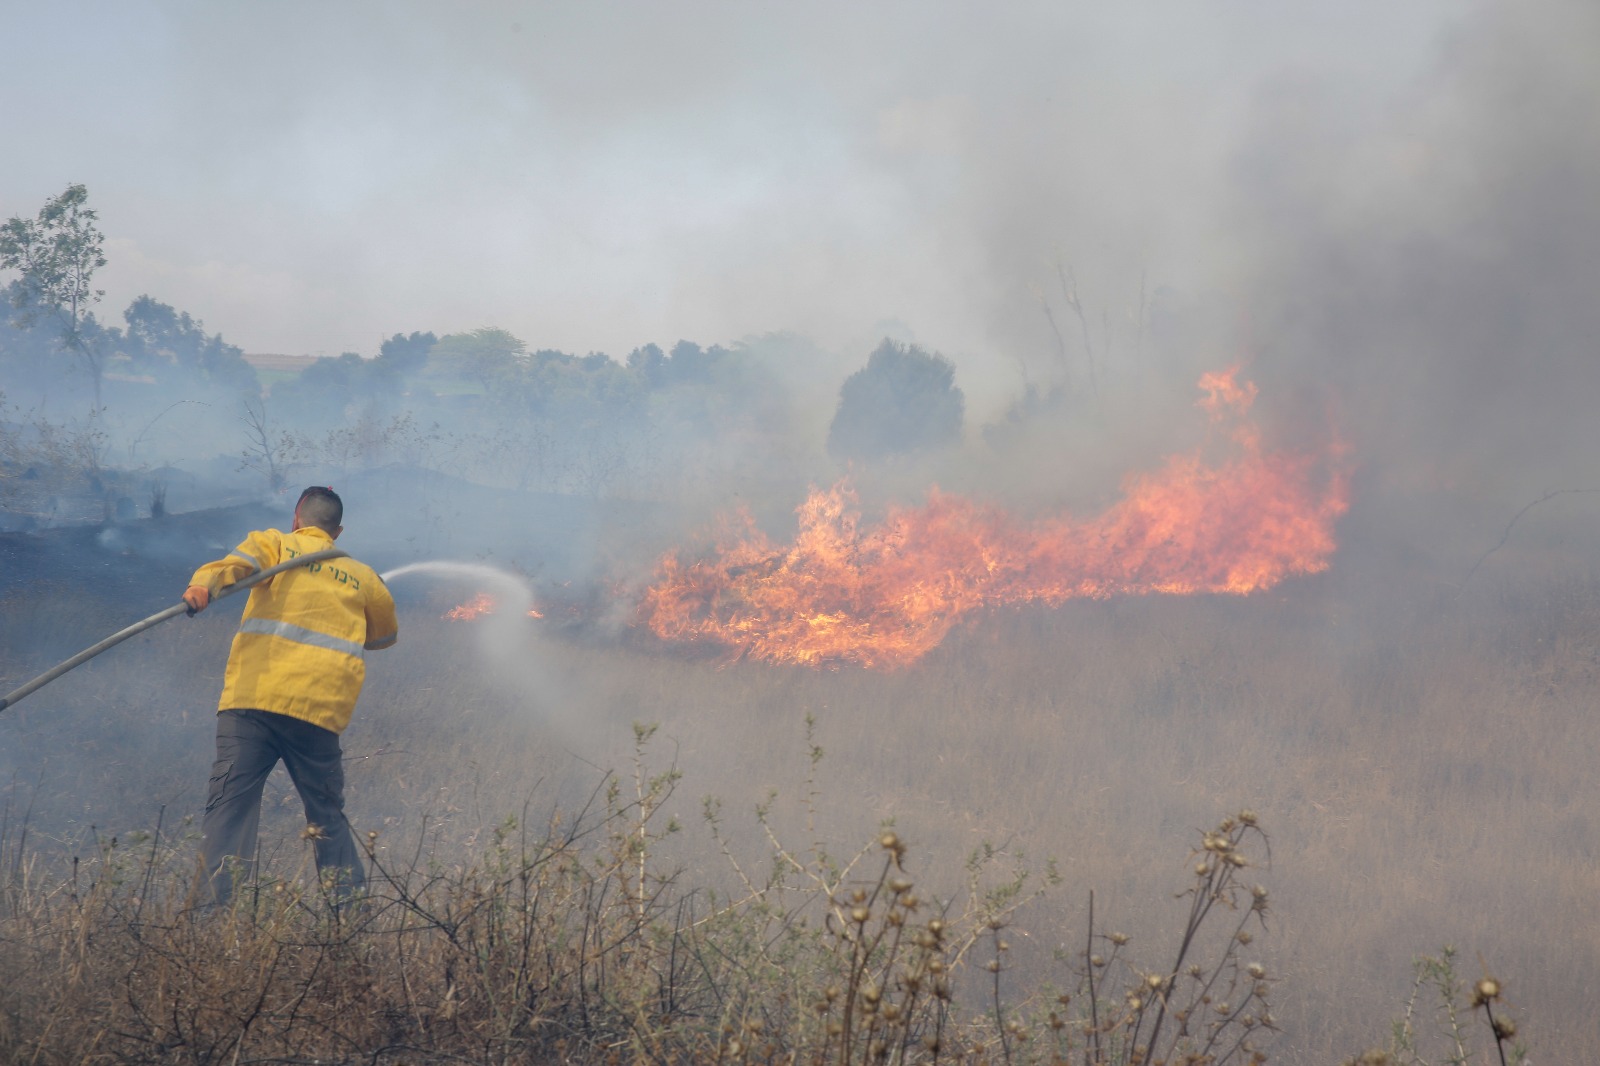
[
  {"x1": 0, "y1": 185, "x2": 109, "y2": 407},
  {"x1": 121, "y1": 295, "x2": 258, "y2": 394},
  {"x1": 269, "y1": 352, "x2": 373, "y2": 427},
  {"x1": 827, "y1": 338, "x2": 965, "y2": 461},
  {"x1": 376, "y1": 330, "x2": 437, "y2": 376},
  {"x1": 430, "y1": 327, "x2": 525, "y2": 390}
]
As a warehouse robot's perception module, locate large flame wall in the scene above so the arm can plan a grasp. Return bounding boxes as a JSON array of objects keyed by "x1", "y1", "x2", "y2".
[{"x1": 639, "y1": 370, "x2": 1350, "y2": 668}]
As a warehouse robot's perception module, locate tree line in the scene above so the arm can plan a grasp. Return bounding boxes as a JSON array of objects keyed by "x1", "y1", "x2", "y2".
[{"x1": 2, "y1": 185, "x2": 967, "y2": 507}]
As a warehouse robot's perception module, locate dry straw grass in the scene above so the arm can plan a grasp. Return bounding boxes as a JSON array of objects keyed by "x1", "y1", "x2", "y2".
[
  {"x1": 1, "y1": 726, "x2": 1283, "y2": 1065},
  {"x1": 0, "y1": 549, "x2": 1581, "y2": 1063}
]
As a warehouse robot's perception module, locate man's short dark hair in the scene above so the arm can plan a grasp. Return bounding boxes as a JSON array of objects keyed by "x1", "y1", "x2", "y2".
[{"x1": 296, "y1": 485, "x2": 343, "y2": 531}]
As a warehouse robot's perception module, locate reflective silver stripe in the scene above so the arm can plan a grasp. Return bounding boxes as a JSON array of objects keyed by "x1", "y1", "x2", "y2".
[
  {"x1": 238, "y1": 618, "x2": 365, "y2": 659},
  {"x1": 229, "y1": 550, "x2": 263, "y2": 571}
]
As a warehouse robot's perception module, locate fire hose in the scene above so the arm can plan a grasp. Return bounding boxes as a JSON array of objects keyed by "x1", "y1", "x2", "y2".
[{"x1": 0, "y1": 548, "x2": 348, "y2": 714}]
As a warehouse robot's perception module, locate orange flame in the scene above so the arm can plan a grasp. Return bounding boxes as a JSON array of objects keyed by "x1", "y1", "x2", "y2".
[
  {"x1": 639, "y1": 369, "x2": 1349, "y2": 668},
  {"x1": 443, "y1": 592, "x2": 543, "y2": 621}
]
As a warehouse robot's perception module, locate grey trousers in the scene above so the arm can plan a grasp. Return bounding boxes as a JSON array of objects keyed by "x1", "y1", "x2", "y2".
[{"x1": 198, "y1": 708, "x2": 365, "y2": 906}]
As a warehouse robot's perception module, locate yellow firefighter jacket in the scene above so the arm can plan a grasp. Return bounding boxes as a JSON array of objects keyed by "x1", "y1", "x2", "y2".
[{"x1": 189, "y1": 526, "x2": 398, "y2": 734}]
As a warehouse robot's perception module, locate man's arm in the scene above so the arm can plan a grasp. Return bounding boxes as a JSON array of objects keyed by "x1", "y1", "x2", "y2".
[
  {"x1": 363, "y1": 575, "x2": 399, "y2": 651},
  {"x1": 183, "y1": 529, "x2": 284, "y2": 613}
]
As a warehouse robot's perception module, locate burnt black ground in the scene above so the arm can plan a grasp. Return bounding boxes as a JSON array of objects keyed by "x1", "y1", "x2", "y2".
[{"x1": 0, "y1": 503, "x2": 280, "y2": 606}]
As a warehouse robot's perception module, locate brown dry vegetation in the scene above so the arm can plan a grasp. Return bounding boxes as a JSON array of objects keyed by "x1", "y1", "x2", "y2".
[{"x1": 0, "y1": 541, "x2": 1582, "y2": 1063}]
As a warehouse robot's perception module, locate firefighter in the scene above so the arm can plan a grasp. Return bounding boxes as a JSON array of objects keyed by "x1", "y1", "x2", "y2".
[{"x1": 182, "y1": 485, "x2": 397, "y2": 907}]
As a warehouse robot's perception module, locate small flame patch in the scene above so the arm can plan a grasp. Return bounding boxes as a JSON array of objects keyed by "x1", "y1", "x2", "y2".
[{"x1": 444, "y1": 592, "x2": 543, "y2": 621}]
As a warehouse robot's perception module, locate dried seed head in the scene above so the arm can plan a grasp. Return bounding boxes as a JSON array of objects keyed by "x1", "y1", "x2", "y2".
[
  {"x1": 1194, "y1": 861, "x2": 1210, "y2": 876},
  {"x1": 1472, "y1": 978, "x2": 1501, "y2": 1004},
  {"x1": 986, "y1": 959, "x2": 1002, "y2": 973},
  {"x1": 928, "y1": 919, "x2": 945, "y2": 935},
  {"x1": 987, "y1": 915, "x2": 1006, "y2": 930},
  {"x1": 861, "y1": 982, "x2": 881, "y2": 1004},
  {"x1": 851, "y1": 888, "x2": 868, "y2": 904},
  {"x1": 889, "y1": 877, "x2": 913, "y2": 894},
  {"x1": 744, "y1": 1019, "x2": 764, "y2": 1033},
  {"x1": 882, "y1": 1003, "x2": 902, "y2": 1022},
  {"x1": 1247, "y1": 963, "x2": 1267, "y2": 980},
  {"x1": 824, "y1": 985, "x2": 840, "y2": 1002},
  {"x1": 301, "y1": 823, "x2": 329, "y2": 841},
  {"x1": 880, "y1": 831, "x2": 901, "y2": 852},
  {"x1": 827, "y1": 1021, "x2": 843, "y2": 1037},
  {"x1": 1091, "y1": 954, "x2": 1106, "y2": 967},
  {"x1": 852, "y1": 907, "x2": 871, "y2": 924},
  {"x1": 1236, "y1": 931, "x2": 1253, "y2": 945},
  {"x1": 1109, "y1": 932, "x2": 1129, "y2": 946},
  {"x1": 1238, "y1": 809, "x2": 1258, "y2": 826},
  {"x1": 1146, "y1": 974, "x2": 1164, "y2": 990},
  {"x1": 1491, "y1": 1016, "x2": 1517, "y2": 1040}
]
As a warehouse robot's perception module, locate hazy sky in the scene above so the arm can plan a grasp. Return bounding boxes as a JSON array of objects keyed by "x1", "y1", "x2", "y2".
[{"x1": 2, "y1": 1, "x2": 1460, "y2": 378}]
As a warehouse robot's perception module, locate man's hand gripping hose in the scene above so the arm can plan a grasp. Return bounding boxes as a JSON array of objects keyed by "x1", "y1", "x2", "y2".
[{"x1": 0, "y1": 548, "x2": 347, "y2": 714}]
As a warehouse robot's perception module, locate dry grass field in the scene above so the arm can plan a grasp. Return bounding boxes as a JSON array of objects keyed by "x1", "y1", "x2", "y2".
[{"x1": 0, "y1": 521, "x2": 1589, "y2": 1063}]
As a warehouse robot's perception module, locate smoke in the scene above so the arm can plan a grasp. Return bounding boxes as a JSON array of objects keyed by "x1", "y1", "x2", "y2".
[
  {"x1": 0, "y1": 2, "x2": 1453, "y2": 371},
  {"x1": 1225, "y1": 0, "x2": 1600, "y2": 511}
]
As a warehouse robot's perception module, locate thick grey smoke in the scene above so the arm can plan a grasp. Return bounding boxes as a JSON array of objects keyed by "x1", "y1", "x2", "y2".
[{"x1": 1228, "y1": 0, "x2": 1600, "y2": 510}]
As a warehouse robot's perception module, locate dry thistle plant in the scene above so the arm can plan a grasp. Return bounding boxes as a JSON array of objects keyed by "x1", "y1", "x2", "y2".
[
  {"x1": 1044, "y1": 811, "x2": 1279, "y2": 1066},
  {"x1": 1341, "y1": 946, "x2": 1528, "y2": 1066}
]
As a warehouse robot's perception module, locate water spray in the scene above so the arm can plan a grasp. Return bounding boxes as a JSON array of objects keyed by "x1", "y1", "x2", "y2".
[
  {"x1": 0, "y1": 548, "x2": 348, "y2": 714},
  {"x1": 380, "y1": 560, "x2": 535, "y2": 609}
]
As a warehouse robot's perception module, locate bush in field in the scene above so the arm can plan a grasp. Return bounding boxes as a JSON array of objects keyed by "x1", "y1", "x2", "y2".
[{"x1": 828, "y1": 340, "x2": 965, "y2": 463}]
